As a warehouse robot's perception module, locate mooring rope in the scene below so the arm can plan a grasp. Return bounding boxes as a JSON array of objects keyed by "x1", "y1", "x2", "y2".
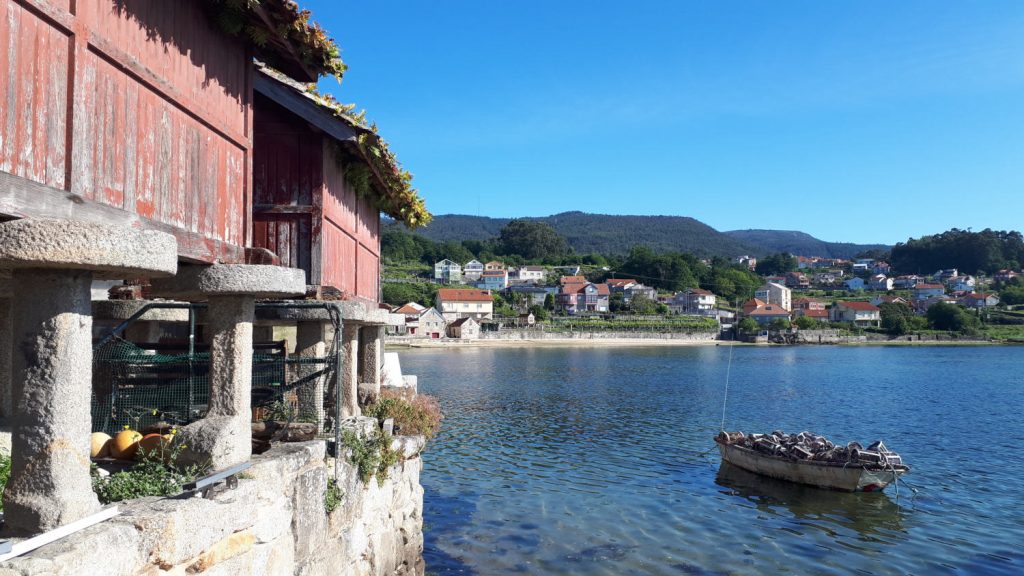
[{"x1": 720, "y1": 340, "x2": 735, "y2": 432}]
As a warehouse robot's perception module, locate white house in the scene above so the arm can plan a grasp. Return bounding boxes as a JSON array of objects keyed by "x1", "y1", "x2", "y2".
[
  {"x1": 670, "y1": 288, "x2": 717, "y2": 315},
  {"x1": 463, "y1": 259, "x2": 484, "y2": 281},
  {"x1": 830, "y1": 301, "x2": 881, "y2": 327},
  {"x1": 947, "y1": 275, "x2": 976, "y2": 293},
  {"x1": 960, "y1": 292, "x2": 999, "y2": 310},
  {"x1": 434, "y1": 259, "x2": 462, "y2": 284},
  {"x1": 436, "y1": 288, "x2": 494, "y2": 322},
  {"x1": 514, "y1": 266, "x2": 547, "y2": 284},
  {"x1": 869, "y1": 274, "x2": 893, "y2": 291},
  {"x1": 754, "y1": 282, "x2": 792, "y2": 311},
  {"x1": 913, "y1": 284, "x2": 946, "y2": 300}
]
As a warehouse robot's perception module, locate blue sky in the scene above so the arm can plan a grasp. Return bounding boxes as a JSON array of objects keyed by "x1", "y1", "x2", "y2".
[{"x1": 303, "y1": 1, "x2": 1024, "y2": 245}]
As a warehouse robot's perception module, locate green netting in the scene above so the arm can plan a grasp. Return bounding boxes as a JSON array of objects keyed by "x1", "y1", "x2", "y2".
[{"x1": 91, "y1": 337, "x2": 336, "y2": 434}]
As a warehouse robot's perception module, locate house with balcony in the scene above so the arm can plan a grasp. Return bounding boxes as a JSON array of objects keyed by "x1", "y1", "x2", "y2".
[
  {"x1": 485, "y1": 261, "x2": 506, "y2": 272},
  {"x1": 464, "y1": 260, "x2": 485, "y2": 281},
  {"x1": 755, "y1": 282, "x2": 792, "y2": 311},
  {"x1": 676, "y1": 288, "x2": 718, "y2": 316},
  {"x1": 785, "y1": 272, "x2": 810, "y2": 289},
  {"x1": 476, "y1": 269, "x2": 509, "y2": 291},
  {"x1": 893, "y1": 275, "x2": 921, "y2": 289},
  {"x1": 830, "y1": 301, "x2": 881, "y2": 327},
  {"x1": 623, "y1": 283, "x2": 658, "y2": 303},
  {"x1": 434, "y1": 259, "x2": 463, "y2": 284},
  {"x1": 557, "y1": 279, "x2": 609, "y2": 314},
  {"x1": 947, "y1": 275, "x2": 976, "y2": 293},
  {"x1": 436, "y1": 288, "x2": 494, "y2": 322}
]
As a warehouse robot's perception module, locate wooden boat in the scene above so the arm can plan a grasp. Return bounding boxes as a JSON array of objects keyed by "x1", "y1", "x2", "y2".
[{"x1": 715, "y1": 435, "x2": 909, "y2": 492}]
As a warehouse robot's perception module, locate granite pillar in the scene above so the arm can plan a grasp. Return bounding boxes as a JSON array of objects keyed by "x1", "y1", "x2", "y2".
[
  {"x1": 295, "y1": 321, "x2": 327, "y2": 431},
  {"x1": 341, "y1": 323, "x2": 360, "y2": 418}
]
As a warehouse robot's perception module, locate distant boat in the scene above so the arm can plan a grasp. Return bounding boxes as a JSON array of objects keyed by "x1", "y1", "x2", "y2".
[{"x1": 715, "y1": 431, "x2": 909, "y2": 492}]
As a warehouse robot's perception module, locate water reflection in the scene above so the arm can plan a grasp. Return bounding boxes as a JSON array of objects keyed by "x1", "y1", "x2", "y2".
[{"x1": 715, "y1": 461, "x2": 908, "y2": 541}]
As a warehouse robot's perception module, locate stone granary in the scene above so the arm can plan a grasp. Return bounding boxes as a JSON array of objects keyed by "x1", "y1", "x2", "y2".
[{"x1": 0, "y1": 0, "x2": 427, "y2": 560}]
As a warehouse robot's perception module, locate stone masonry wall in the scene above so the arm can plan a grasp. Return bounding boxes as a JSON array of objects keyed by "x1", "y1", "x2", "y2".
[
  {"x1": 480, "y1": 330, "x2": 719, "y2": 342},
  {"x1": 0, "y1": 441, "x2": 424, "y2": 576}
]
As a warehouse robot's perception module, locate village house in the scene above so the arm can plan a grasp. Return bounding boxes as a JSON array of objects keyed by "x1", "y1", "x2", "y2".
[
  {"x1": 755, "y1": 282, "x2": 792, "y2": 311},
  {"x1": 737, "y1": 254, "x2": 761, "y2": 270},
  {"x1": 844, "y1": 277, "x2": 866, "y2": 291},
  {"x1": 813, "y1": 271, "x2": 840, "y2": 286},
  {"x1": 792, "y1": 297, "x2": 829, "y2": 322},
  {"x1": 518, "y1": 312, "x2": 537, "y2": 327},
  {"x1": 785, "y1": 271, "x2": 810, "y2": 289},
  {"x1": 463, "y1": 259, "x2": 485, "y2": 281},
  {"x1": 870, "y1": 295, "x2": 910, "y2": 307},
  {"x1": 623, "y1": 283, "x2": 658, "y2": 303},
  {"x1": 893, "y1": 275, "x2": 921, "y2": 289},
  {"x1": 830, "y1": 301, "x2": 881, "y2": 327},
  {"x1": 446, "y1": 317, "x2": 481, "y2": 340},
  {"x1": 933, "y1": 268, "x2": 959, "y2": 281},
  {"x1": 914, "y1": 295, "x2": 957, "y2": 315},
  {"x1": 994, "y1": 269, "x2": 1019, "y2": 283},
  {"x1": 436, "y1": 288, "x2": 494, "y2": 322},
  {"x1": 677, "y1": 288, "x2": 718, "y2": 316},
  {"x1": 960, "y1": 292, "x2": 1000, "y2": 310},
  {"x1": 872, "y1": 261, "x2": 891, "y2": 275},
  {"x1": 435, "y1": 259, "x2": 463, "y2": 284},
  {"x1": 417, "y1": 307, "x2": 448, "y2": 339},
  {"x1": 869, "y1": 274, "x2": 894, "y2": 291},
  {"x1": 741, "y1": 298, "x2": 766, "y2": 315},
  {"x1": 947, "y1": 275, "x2": 976, "y2": 293},
  {"x1": 557, "y1": 276, "x2": 609, "y2": 314},
  {"x1": 391, "y1": 302, "x2": 428, "y2": 336},
  {"x1": 747, "y1": 304, "x2": 792, "y2": 326},
  {"x1": 485, "y1": 260, "x2": 506, "y2": 272},
  {"x1": 605, "y1": 278, "x2": 639, "y2": 293},
  {"x1": 515, "y1": 265, "x2": 547, "y2": 284},
  {"x1": 476, "y1": 269, "x2": 509, "y2": 291},
  {"x1": 913, "y1": 283, "x2": 946, "y2": 300},
  {"x1": 504, "y1": 285, "x2": 556, "y2": 307}
]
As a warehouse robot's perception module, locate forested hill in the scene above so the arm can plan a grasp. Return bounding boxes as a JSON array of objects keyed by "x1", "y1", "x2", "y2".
[
  {"x1": 724, "y1": 230, "x2": 890, "y2": 260},
  {"x1": 387, "y1": 212, "x2": 884, "y2": 258}
]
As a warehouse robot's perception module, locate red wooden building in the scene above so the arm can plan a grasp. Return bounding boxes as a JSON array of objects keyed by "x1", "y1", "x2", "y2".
[{"x1": 0, "y1": 0, "x2": 424, "y2": 303}]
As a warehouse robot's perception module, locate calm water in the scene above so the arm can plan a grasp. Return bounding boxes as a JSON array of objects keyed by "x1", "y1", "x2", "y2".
[{"x1": 402, "y1": 345, "x2": 1024, "y2": 575}]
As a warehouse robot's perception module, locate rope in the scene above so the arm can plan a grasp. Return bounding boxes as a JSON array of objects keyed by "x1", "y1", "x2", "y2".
[{"x1": 719, "y1": 341, "x2": 735, "y2": 432}]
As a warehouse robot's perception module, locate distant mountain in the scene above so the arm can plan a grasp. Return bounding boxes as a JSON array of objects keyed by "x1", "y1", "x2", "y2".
[
  {"x1": 388, "y1": 212, "x2": 887, "y2": 258},
  {"x1": 724, "y1": 230, "x2": 889, "y2": 260}
]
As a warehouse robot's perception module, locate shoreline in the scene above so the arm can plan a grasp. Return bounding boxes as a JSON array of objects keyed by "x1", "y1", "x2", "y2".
[{"x1": 386, "y1": 337, "x2": 1014, "y2": 350}]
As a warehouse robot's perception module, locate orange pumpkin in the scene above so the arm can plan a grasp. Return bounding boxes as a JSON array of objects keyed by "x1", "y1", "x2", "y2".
[
  {"x1": 110, "y1": 430, "x2": 143, "y2": 460},
  {"x1": 90, "y1": 432, "x2": 112, "y2": 459},
  {"x1": 137, "y1": 433, "x2": 169, "y2": 457}
]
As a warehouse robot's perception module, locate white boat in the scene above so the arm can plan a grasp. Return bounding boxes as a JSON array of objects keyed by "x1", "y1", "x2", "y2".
[{"x1": 715, "y1": 435, "x2": 909, "y2": 492}]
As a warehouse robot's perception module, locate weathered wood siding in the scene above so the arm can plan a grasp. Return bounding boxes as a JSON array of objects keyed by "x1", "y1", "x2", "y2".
[
  {"x1": 0, "y1": 0, "x2": 251, "y2": 262},
  {"x1": 253, "y1": 95, "x2": 381, "y2": 302}
]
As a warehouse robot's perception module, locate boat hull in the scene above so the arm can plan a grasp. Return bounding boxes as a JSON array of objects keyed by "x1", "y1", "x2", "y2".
[{"x1": 717, "y1": 441, "x2": 903, "y2": 492}]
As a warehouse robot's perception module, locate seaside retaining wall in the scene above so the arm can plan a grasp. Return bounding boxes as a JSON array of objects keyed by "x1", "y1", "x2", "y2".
[
  {"x1": 479, "y1": 330, "x2": 719, "y2": 342},
  {"x1": 0, "y1": 441, "x2": 424, "y2": 576}
]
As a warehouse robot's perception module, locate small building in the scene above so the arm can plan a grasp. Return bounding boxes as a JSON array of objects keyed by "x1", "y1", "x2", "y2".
[
  {"x1": 446, "y1": 317, "x2": 480, "y2": 340},
  {"x1": 515, "y1": 266, "x2": 547, "y2": 284},
  {"x1": 436, "y1": 288, "x2": 494, "y2": 322},
  {"x1": 994, "y1": 269, "x2": 1019, "y2": 283},
  {"x1": 504, "y1": 285, "x2": 556, "y2": 307},
  {"x1": 518, "y1": 313, "x2": 536, "y2": 327},
  {"x1": 434, "y1": 259, "x2": 463, "y2": 284},
  {"x1": 960, "y1": 292, "x2": 999, "y2": 310},
  {"x1": 914, "y1": 295, "x2": 957, "y2": 315},
  {"x1": 755, "y1": 282, "x2": 792, "y2": 311},
  {"x1": 741, "y1": 298, "x2": 766, "y2": 316},
  {"x1": 747, "y1": 304, "x2": 791, "y2": 326},
  {"x1": 870, "y1": 295, "x2": 910, "y2": 307},
  {"x1": 417, "y1": 307, "x2": 447, "y2": 339},
  {"x1": 557, "y1": 278, "x2": 609, "y2": 314},
  {"x1": 476, "y1": 270, "x2": 509, "y2": 291},
  {"x1": 843, "y1": 277, "x2": 866, "y2": 291},
  {"x1": 933, "y1": 268, "x2": 959, "y2": 281},
  {"x1": 736, "y1": 255, "x2": 757, "y2": 271},
  {"x1": 464, "y1": 260, "x2": 484, "y2": 281},
  {"x1": 792, "y1": 297, "x2": 829, "y2": 322},
  {"x1": 913, "y1": 284, "x2": 946, "y2": 301},
  {"x1": 869, "y1": 275, "x2": 894, "y2": 291},
  {"x1": 606, "y1": 278, "x2": 638, "y2": 293},
  {"x1": 830, "y1": 301, "x2": 881, "y2": 327},
  {"x1": 484, "y1": 261, "x2": 506, "y2": 272},
  {"x1": 947, "y1": 275, "x2": 976, "y2": 293},
  {"x1": 679, "y1": 288, "x2": 717, "y2": 316},
  {"x1": 893, "y1": 275, "x2": 921, "y2": 289},
  {"x1": 623, "y1": 283, "x2": 658, "y2": 303},
  {"x1": 785, "y1": 272, "x2": 810, "y2": 289}
]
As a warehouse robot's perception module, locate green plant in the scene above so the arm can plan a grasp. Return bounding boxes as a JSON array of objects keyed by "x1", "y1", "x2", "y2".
[
  {"x1": 341, "y1": 430, "x2": 400, "y2": 487},
  {"x1": 325, "y1": 477, "x2": 344, "y2": 513},
  {"x1": 0, "y1": 453, "x2": 10, "y2": 512},
  {"x1": 92, "y1": 436, "x2": 207, "y2": 504},
  {"x1": 363, "y1": 392, "x2": 444, "y2": 440}
]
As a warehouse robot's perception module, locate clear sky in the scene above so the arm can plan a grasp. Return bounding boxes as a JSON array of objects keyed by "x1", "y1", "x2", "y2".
[{"x1": 302, "y1": 1, "x2": 1024, "y2": 245}]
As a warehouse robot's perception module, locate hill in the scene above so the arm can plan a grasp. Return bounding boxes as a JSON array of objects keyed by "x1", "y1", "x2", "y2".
[
  {"x1": 724, "y1": 229, "x2": 889, "y2": 259},
  {"x1": 388, "y1": 212, "x2": 888, "y2": 258}
]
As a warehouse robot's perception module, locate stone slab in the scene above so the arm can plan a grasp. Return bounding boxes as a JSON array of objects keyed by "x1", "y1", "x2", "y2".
[
  {"x1": 254, "y1": 300, "x2": 390, "y2": 325},
  {"x1": 0, "y1": 219, "x2": 177, "y2": 279},
  {"x1": 150, "y1": 264, "x2": 306, "y2": 300},
  {"x1": 92, "y1": 299, "x2": 192, "y2": 322}
]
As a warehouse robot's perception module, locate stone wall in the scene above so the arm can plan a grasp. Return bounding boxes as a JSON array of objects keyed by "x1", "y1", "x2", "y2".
[{"x1": 0, "y1": 440, "x2": 424, "y2": 576}]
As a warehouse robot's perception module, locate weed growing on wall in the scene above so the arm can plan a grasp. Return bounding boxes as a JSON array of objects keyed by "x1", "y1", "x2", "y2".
[
  {"x1": 341, "y1": 430, "x2": 400, "y2": 487},
  {"x1": 92, "y1": 437, "x2": 208, "y2": 504},
  {"x1": 325, "y1": 477, "x2": 344, "y2": 513},
  {"x1": 0, "y1": 454, "x2": 10, "y2": 511},
  {"x1": 364, "y1": 391, "x2": 444, "y2": 440}
]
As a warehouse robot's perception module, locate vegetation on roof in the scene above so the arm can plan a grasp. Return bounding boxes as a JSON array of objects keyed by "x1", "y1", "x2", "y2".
[{"x1": 206, "y1": 0, "x2": 346, "y2": 80}]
